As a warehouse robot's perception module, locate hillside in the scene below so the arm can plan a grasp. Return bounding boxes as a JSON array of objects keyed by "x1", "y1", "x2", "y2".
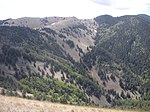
[
  {"x1": 0, "y1": 22, "x2": 104, "y2": 106},
  {"x1": 0, "y1": 95, "x2": 138, "y2": 112},
  {"x1": 0, "y1": 14, "x2": 150, "y2": 110}
]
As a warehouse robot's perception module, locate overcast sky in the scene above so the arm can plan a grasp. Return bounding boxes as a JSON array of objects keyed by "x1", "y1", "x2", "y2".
[{"x1": 0, "y1": 0, "x2": 150, "y2": 20}]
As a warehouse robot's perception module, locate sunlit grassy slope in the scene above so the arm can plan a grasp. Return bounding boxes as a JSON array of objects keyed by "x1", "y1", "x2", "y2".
[{"x1": 0, "y1": 95, "x2": 139, "y2": 112}]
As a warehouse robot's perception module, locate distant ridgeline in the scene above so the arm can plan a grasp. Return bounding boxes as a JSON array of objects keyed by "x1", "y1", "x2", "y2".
[{"x1": 0, "y1": 15, "x2": 149, "y2": 110}]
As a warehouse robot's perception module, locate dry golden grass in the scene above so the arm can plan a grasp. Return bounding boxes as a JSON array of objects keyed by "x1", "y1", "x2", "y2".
[{"x1": 0, "y1": 95, "x2": 138, "y2": 112}]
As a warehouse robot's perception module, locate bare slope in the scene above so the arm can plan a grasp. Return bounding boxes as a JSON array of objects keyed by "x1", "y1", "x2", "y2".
[
  {"x1": 1, "y1": 17, "x2": 67, "y2": 28},
  {"x1": 0, "y1": 95, "x2": 138, "y2": 112},
  {"x1": 1, "y1": 17, "x2": 97, "y2": 61}
]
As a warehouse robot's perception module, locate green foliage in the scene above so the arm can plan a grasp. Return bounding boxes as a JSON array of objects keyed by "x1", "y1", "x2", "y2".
[
  {"x1": 83, "y1": 15, "x2": 150, "y2": 101},
  {"x1": 42, "y1": 28, "x2": 57, "y2": 35},
  {"x1": 65, "y1": 40, "x2": 75, "y2": 48},
  {"x1": 19, "y1": 76, "x2": 89, "y2": 105},
  {"x1": 0, "y1": 73, "x2": 18, "y2": 90},
  {"x1": 0, "y1": 44, "x2": 21, "y2": 65},
  {"x1": 112, "y1": 100, "x2": 150, "y2": 111}
]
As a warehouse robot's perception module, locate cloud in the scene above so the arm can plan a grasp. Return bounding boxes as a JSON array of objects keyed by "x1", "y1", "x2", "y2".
[
  {"x1": 115, "y1": 7, "x2": 130, "y2": 10},
  {"x1": 0, "y1": 0, "x2": 150, "y2": 19},
  {"x1": 90, "y1": 0, "x2": 150, "y2": 16},
  {"x1": 90, "y1": 0, "x2": 112, "y2": 6}
]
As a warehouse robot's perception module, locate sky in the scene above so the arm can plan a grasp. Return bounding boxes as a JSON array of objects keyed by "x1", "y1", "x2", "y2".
[{"x1": 0, "y1": 0, "x2": 150, "y2": 20}]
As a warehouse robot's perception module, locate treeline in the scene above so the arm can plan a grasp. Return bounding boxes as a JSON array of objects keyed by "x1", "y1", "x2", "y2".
[{"x1": 112, "y1": 100, "x2": 150, "y2": 111}]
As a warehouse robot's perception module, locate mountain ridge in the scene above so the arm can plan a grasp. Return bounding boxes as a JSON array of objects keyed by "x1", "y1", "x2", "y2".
[{"x1": 0, "y1": 14, "x2": 149, "y2": 110}]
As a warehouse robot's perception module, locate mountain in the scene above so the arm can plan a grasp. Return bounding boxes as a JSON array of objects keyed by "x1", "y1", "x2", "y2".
[
  {"x1": 0, "y1": 15, "x2": 150, "y2": 110},
  {"x1": 138, "y1": 14, "x2": 150, "y2": 22},
  {"x1": 0, "y1": 17, "x2": 104, "y2": 106},
  {"x1": 83, "y1": 15, "x2": 150, "y2": 100}
]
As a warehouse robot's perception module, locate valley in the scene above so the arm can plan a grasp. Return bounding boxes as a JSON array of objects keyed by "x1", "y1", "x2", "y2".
[{"x1": 0, "y1": 14, "x2": 150, "y2": 111}]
